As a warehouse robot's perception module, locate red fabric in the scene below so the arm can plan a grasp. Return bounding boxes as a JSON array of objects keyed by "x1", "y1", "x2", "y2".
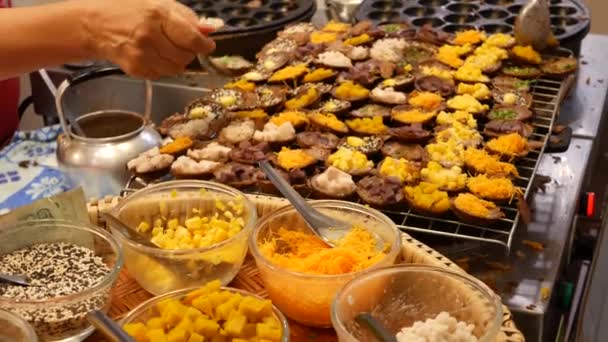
[
  {"x1": 0, "y1": 0, "x2": 17, "y2": 144},
  {"x1": 0, "y1": 78, "x2": 20, "y2": 144}
]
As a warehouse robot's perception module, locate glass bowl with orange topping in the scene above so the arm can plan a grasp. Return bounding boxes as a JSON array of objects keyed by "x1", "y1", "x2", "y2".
[{"x1": 249, "y1": 200, "x2": 401, "y2": 327}]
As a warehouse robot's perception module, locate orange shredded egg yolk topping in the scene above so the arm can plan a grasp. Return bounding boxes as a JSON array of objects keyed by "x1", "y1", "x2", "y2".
[{"x1": 258, "y1": 226, "x2": 385, "y2": 275}]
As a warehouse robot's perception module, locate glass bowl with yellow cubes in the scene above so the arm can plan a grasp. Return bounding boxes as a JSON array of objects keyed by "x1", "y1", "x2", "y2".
[
  {"x1": 108, "y1": 180, "x2": 257, "y2": 295},
  {"x1": 121, "y1": 280, "x2": 289, "y2": 342}
]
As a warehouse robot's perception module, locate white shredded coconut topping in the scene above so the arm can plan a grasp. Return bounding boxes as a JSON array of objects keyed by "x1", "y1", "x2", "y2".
[
  {"x1": 127, "y1": 147, "x2": 174, "y2": 174},
  {"x1": 371, "y1": 86, "x2": 407, "y2": 104},
  {"x1": 187, "y1": 142, "x2": 232, "y2": 162},
  {"x1": 349, "y1": 46, "x2": 370, "y2": 60},
  {"x1": 370, "y1": 38, "x2": 407, "y2": 63},
  {"x1": 171, "y1": 156, "x2": 220, "y2": 175},
  {"x1": 316, "y1": 51, "x2": 353, "y2": 68},
  {"x1": 312, "y1": 167, "x2": 356, "y2": 196},
  {"x1": 219, "y1": 120, "x2": 255, "y2": 144},
  {"x1": 395, "y1": 312, "x2": 478, "y2": 342},
  {"x1": 253, "y1": 122, "x2": 296, "y2": 142}
]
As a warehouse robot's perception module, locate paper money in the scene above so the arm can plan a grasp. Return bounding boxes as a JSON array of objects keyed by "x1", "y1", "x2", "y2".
[
  {"x1": 0, "y1": 187, "x2": 88, "y2": 226},
  {"x1": 0, "y1": 187, "x2": 94, "y2": 248}
]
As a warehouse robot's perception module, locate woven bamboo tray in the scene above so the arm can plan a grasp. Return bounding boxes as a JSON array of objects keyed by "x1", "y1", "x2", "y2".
[{"x1": 86, "y1": 194, "x2": 525, "y2": 342}]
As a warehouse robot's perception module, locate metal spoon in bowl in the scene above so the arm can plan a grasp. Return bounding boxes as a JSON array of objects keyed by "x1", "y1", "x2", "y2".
[
  {"x1": 102, "y1": 213, "x2": 158, "y2": 248},
  {"x1": 259, "y1": 160, "x2": 358, "y2": 247},
  {"x1": 0, "y1": 273, "x2": 31, "y2": 287},
  {"x1": 88, "y1": 310, "x2": 135, "y2": 342},
  {"x1": 514, "y1": 0, "x2": 558, "y2": 51},
  {"x1": 355, "y1": 312, "x2": 397, "y2": 342},
  {"x1": 102, "y1": 212, "x2": 234, "y2": 281}
]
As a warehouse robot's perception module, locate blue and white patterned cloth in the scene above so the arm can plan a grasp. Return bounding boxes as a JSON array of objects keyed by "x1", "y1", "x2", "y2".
[{"x1": 0, "y1": 125, "x2": 75, "y2": 214}]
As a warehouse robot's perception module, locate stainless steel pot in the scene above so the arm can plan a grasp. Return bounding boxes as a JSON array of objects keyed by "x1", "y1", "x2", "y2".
[{"x1": 56, "y1": 66, "x2": 162, "y2": 198}]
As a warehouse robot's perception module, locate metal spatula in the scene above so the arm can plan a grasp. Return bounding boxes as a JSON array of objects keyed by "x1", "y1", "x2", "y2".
[{"x1": 514, "y1": 0, "x2": 558, "y2": 51}]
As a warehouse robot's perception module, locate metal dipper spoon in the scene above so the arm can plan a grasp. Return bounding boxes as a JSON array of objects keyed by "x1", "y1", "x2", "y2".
[
  {"x1": 0, "y1": 273, "x2": 31, "y2": 287},
  {"x1": 514, "y1": 0, "x2": 558, "y2": 51},
  {"x1": 88, "y1": 310, "x2": 135, "y2": 342},
  {"x1": 259, "y1": 160, "x2": 352, "y2": 247}
]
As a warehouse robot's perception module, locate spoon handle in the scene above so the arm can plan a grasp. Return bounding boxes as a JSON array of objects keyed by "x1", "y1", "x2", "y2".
[
  {"x1": 355, "y1": 312, "x2": 397, "y2": 342},
  {"x1": 102, "y1": 213, "x2": 158, "y2": 248},
  {"x1": 88, "y1": 310, "x2": 135, "y2": 342},
  {"x1": 259, "y1": 161, "x2": 334, "y2": 228},
  {"x1": 0, "y1": 273, "x2": 30, "y2": 286}
]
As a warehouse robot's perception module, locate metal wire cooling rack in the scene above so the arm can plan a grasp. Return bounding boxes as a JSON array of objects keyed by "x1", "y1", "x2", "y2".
[
  {"x1": 378, "y1": 72, "x2": 571, "y2": 250},
  {"x1": 123, "y1": 49, "x2": 574, "y2": 251}
]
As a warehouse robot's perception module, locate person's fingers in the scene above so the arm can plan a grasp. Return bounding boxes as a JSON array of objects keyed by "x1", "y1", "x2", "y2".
[
  {"x1": 142, "y1": 44, "x2": 185, "y2": 78},
  {"x1": 171, "y1": 4, "x2": 218, "y2": 36},
  {"x1": 118, "y1": 43, "x2": 182, "y2": 79},
  {"x1": 171, "y1": 2, "x2": 200, "y2": 26},
  {"x1": 198, "y1": 25, "x2": 217, "y2": 35},
  {"x1": 149, "y1": 24, "x2": 196, "y2": 68},
  {"x1": 162, "y1": 5, "x2": 216, "y2": 54}
]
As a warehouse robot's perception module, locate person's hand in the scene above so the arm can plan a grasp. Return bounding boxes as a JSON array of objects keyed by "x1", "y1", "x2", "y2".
[{"x1": 83, "y1": 0, "x2": 216, "y2": 79}]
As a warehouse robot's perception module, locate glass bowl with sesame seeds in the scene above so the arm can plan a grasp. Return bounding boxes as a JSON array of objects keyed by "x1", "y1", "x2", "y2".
[
  {"x1": 108, "y1": 180, "x2": 257, "y2": 295},
  {"x1": 0, "y1": 219, "x2": 123, "y2": 342}
]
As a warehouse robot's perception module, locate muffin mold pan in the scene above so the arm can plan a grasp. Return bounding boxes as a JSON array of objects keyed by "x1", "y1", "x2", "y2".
[
  {"x1": 178, "y1": 0, "x2": 315, "y2": 59},
  {"x1": 356, "y1": 0, "x2": 589, "y2": 51},
  {"x1": 179, "y1": 0, "x2": 315, "y2": 35}
]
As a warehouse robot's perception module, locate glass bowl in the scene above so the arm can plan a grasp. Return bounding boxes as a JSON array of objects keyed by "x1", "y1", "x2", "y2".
[
  {"x1": 331, "y1": 265, "x2": 503, "y2": 342},
  {"x1": 0, "y1": 219, "x2": 123, "y2": 342},
  {"x1": 249, "y1": 200, "x2": 402, "y2": 327},
  {"x1": 120, "y1": 286, "x2": 290, "y2": 342},
  {"x1": 109, "y1": 180, "x2": 257, "y2": 295},
  {"x1": 0, "y1": 309, "x2": 38, "y2": 342}
]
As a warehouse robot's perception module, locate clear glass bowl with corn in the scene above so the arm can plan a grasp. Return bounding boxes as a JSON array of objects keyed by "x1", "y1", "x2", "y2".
[{"x1": 109, "y1": 180, "x2": 257, "y2": 295}]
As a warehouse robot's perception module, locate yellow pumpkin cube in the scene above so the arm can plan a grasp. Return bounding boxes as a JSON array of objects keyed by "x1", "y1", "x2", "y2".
[
  {"x1": 191, "y1": 297, "x2": 213, "y2": 317},
  {"x1": 241, "y1": 324, "x2": 257, "y2": 338},
  {"x1": 147, "y1": 328, "x2": 168, "y2": 342},
  {"x1": 168, "y1": 328, "x2": 189, "y2": 342},
  {"x1": 123, "y1": 322, "x2": 149, "y2": 342},
  {"x1": 224, "y1": 313, "x2": 247, "y2": 337},
  {"x1": 147, "y1": 317, "x2": 165, "y2": 330},
  {"x1": 184, "y1": 307, "x2": 204, "y2": 322},
  {"x1": 262, "y1": 317, "x2": 280, "y2": 328},
  {"x1": 175, "y1": 318, "x2": 194, "y2": 335},
  {"x1": 210, "y1": 335, "x2": 227, "y2": 342},
  {"x1": 215, "y1": 294, "x2": 242, "y2": 321},
  {"x1": 256, "y1": 323, "x2": 282, "y2": 341},
  {"x1": 194, "y1": 317, "x2": 220, "y2": 337},
  {"x1": 238, "y1": 297, "x2": 273, "y2": 322},
  {"x1": 162, "y1": 302, "x2": 186, "y2": 328},
  {"x1": 187, "y1": 333, "x2": 205, "y2": 342}
]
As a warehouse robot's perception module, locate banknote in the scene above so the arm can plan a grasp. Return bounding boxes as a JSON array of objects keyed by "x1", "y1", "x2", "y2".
[{"x1": 0, "y1": 187, "x2": 94, "y2": 248}]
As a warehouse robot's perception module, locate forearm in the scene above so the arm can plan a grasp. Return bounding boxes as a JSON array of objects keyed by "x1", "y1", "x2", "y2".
[{"x1": 0, "y1": 1, "x2": 95, "y2": 79}]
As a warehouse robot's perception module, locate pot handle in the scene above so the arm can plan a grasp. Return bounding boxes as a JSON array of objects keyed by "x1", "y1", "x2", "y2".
[{"x1": 55, "y1": 65, "x2": 153, "y2": 140}]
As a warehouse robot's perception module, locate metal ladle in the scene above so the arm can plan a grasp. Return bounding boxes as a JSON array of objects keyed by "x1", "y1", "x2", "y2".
[{"x1": 514, "y1": 0, "x2": 558, "y2": 51}]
